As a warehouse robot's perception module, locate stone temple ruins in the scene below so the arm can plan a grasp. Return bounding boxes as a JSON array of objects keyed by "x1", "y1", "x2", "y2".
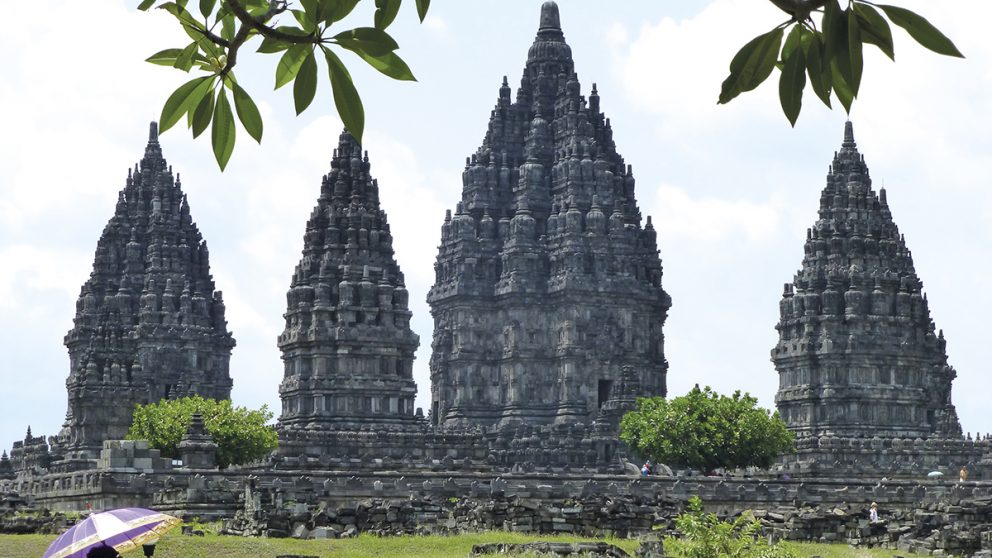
[{"x1": 5, "y1": 2, "x2": 992, "y2": 555}]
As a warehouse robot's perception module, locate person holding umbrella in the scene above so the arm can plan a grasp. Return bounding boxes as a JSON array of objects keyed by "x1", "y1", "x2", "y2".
[
  {"x1": 86, "y1": 543, "x2": 121, "y2": 558},
  {"x1": 43, "y1": 507, "x2": 179, "y2": 558}
]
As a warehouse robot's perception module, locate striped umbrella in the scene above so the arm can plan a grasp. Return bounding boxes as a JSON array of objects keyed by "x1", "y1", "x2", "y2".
[{"x1": 43, "y1": 508, "x2": 180, "y2": 558}]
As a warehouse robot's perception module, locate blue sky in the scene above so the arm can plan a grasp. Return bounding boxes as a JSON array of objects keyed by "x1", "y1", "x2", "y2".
[{"x1": 2, "y1": 0, "x2": 990, "y2": 452}]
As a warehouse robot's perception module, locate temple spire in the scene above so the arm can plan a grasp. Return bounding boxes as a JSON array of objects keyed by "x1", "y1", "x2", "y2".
[{"x1": 842, "y1": 120, "x2": 856, "y2": 148}]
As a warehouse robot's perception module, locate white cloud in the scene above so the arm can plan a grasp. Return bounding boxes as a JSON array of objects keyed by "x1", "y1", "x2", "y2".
[
  {"x1": 649, "y1": 184, "x2": 784, "y2": 243},
  {"x1": 423, "y1": 15, "x2": 449, "y2": 36}
]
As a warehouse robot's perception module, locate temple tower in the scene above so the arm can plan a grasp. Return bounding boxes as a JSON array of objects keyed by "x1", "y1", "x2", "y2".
[
  {"x1": 773, "y1": 122, "x2": 962, "y2": 441},
  {"x1": 277, "y1": 131, "x2": 420, "y2": 436},
  {"x1": 53, "y1": 122, "x2": 235, "y2": 465},
  {"x1": 428, "y1": 1, "x2": 670, "y2": 429}
]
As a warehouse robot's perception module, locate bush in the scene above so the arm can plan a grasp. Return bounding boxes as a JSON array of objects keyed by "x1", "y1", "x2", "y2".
[
  {"x1": 620, "y1": 385, "x2": 794, "y2": 473},
  {"x1": 127, "y1": 395, "x2": 278, "y2": 468},
  {"x1": 666, "y1": 497, "x2": 796, "y2": 558}
]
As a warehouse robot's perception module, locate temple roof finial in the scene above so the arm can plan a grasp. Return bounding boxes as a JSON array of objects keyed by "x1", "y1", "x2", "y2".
[
  {"x1": 149, "y1": 121, "x2": 159, "y2": 144},
  {"x1": 539, "y1": 2, "x2": 560, "y2": 31},
  {"x1": 843, "y1": 120, "x2": 856, "y2": 148}
]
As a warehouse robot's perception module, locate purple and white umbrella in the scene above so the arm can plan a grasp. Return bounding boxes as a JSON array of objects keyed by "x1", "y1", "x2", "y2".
[{"x1": 43, "y1": 507, "x2": 180, "y2": 558}]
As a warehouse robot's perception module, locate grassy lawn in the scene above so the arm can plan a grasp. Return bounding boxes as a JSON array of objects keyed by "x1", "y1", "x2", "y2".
[{"x1": 0, "y1": 532, "x2": 927, "y2": 557}]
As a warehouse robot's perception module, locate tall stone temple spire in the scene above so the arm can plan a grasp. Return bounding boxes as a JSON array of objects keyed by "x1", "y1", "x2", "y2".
[
  {"x1": 773, "y1": 122, "x2": 962, "y2": 441},
  {"x1": 277, "y1": 130, "x2": 420, "y2": 436},
  {"x1": 428, "y1": 1, "x2": 671, "y2": 429},
  {"x1": 53, "y1": 122, "x2": 235, "y2": 466}
]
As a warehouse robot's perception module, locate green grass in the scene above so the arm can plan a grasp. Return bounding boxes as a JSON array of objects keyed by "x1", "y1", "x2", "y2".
[{"x1": 0, "y1": 532, "x2": 928, "y2": 557}]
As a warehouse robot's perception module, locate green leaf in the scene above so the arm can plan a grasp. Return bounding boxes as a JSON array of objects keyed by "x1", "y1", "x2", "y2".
[
  {"x1": 160, "y1": 75, "x2": 213, "y2": 133},
  {"x1": 159, "y1": 2, "x2": 204, "y2": 31},
  {"x1": 782, "y1": 24, "x2": 802, "y2": 62},
  {"x1": 352, "y1": 50, "x2": 416, "y2": 81},
  {"x1": 374, "y1": 0, "x2": 401, "y2": 29},
  {"x1": 322, "y1": 46, "x2": 365, "y2": 145},
  {"x1": 220, "y1": 12, "x2": 236, "y2": 43},
  {"x1": 146, "y1": 48, "x2": 184, "y2": 66},
  {"x1": 878, "y1": 4, "x2": 963, "y2": 58},
  {"x1": 211, "y1": 88, "x2": 236, "y2": 170},
  {"x1": 847, "y1": 8, "x2": 863, "y2": 96},
  {"x1": 854, "y1": 3, "x2": 894, "y2": 60},
  {"x1": 830, "y1": 61, "x2": 854, "y2": 113},
  {"x1": 257, "y1": 36, "x2": 291, "y2": 54},
  {"x1": 294, "y1": 49, "x2": 319, "y2": 115},
  {"x1": 275, "y1": 44, "x2": 311, "y2": 89},
  {"x1": 198, "y1": 0, "x2": 216, "y2": 19},
  {"x1": 320, "y1": 0, "x2": 360, "y2": 24},
  {"x1": 173, "y1": 41, "x2": 199, "y2": 72},
  {"x1": 824, "y1": 2, "x2": 856, "y2": 100},
  {"x1": 138, "y1": 0, "x2": 157, "y2": 10},
  {"x1": 332, "y1": 27, "x2": 400, "y2": 57},
  {"x1": 190, "y1": 86, "x2": 215, "y2": 138},
  {"x1": 805, "y1": 32, "x2": 832, "y2": 108},
  {"x1": 300, "y1": 0, "x2": 319, "y2": 21},
  {"x1": 779, "y1": 35, "x2": 806, "y2": 126},
  {"x1": 231, "y1": 82, "x2": 263, "y2": 143},
  {"x1": 415, "y1": 0, "x2": 430, "y2": 22},
  {"x1": 718, "y1": 27, "x2": 784, "y2": 104},
  {"x1": 291, "y1": 9, "x2": 317, "y2": 33}
]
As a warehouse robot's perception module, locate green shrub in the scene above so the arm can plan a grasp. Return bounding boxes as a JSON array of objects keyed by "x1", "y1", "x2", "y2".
[
  {"x1": 127, "y1": 395, "x2": 277, "y2": 468},
  {"x1": 665, "y1": 497, "x2": 796, "y2": 558}
]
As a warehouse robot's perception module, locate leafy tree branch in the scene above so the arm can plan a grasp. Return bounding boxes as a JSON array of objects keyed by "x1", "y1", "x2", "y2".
[
  {"x1": 725, "y1": 0, "x2": 964, "y2": 126},
  {"x1": 140, "y1": 0, "x2": 428, "y2": 169}
]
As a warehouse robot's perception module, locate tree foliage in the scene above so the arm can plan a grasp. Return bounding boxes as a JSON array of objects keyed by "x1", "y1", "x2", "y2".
[
  {"x1": 725, "y1": 0, "x2": 964, "y2": 125},
  {"x1": 138, "y1": 0, "x2": 429, "y2": 169},
  {"x1": 138, "y1": 1, "x2": 963, "y2": 169},
  {"x1": 666, "y1": 496, "x2": 797, "y2": 558},
  {"x1": 620, "y1": 386, "x2": 795, "y2": 473},
  {"x1": 127, "y1": 395, "x2": 278, "y2": 468}
]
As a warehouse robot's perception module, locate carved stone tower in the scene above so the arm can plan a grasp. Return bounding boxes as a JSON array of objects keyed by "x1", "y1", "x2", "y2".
[
  {"x1": 428, "y1": 1, "x2": 670, "y2": 429},
  {"x1": 53, "y1": 122, "x2": 235, "y2": 465},
  {"x1": 277, "y1": 131, "x2": 420, "y2": 436},
  {"x1": 773, "y1": 122, "x2": 962, "y2": 441}
]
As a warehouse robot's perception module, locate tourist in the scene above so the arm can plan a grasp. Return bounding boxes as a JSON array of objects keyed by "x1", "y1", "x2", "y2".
[
  {"x1": 86, "y1": 543, "x2": 121, "y2": 558},
  {"x1": 641, "y1": 462, "x2": 652, "y2": 476},
  {"x1": 869, "y1": 502, "x2": 879, "y2": 522},
  {"x1": 960, "y1": 466, "x2": 969, "y2": 482}
]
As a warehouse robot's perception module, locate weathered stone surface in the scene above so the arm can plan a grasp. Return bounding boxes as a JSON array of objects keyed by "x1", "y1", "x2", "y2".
[
  {"x1": 427, "y1": 1, "x2": 670, "y2": 430},
  {"x1": 773, "y1": 122, "x2": 966, "y2": 476},
  {"x1": 276, "y1": 130, "x2": 422, "y2": 447},
  {"x1": 42, "y1": 122, "x2": 235, "y2": 468},
  {"x1": 177, "y1": 412, "x2": 218, "y2": 469},
  {"x1": 265, "y1": 129, "x2": 450, "y2": 463}
]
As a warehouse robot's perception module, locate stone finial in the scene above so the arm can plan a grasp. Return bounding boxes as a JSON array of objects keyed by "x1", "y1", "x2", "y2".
[
  {"x1": 539, "y1": 1, "x2": 561, "y2": 30},
  {"x1": 149, "y1": 121, "x2": 159, "y2": 143},
  {"x1": 843, "y1": 120, "x2": 856, "y2": 148}
]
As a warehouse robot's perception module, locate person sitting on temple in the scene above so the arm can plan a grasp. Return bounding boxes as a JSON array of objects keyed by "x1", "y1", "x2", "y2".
[
  {"x1": 87, "y1": 543, "x2": 121, "y2": 558},
  {"x1": 960, "y1": 466, "x2": 969, "y2": 482}
]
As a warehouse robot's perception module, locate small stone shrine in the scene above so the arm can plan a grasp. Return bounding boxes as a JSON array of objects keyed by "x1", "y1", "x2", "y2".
[
  {"x1": 772, "y1": 122, "x2": 977, "y2": 476},
  {"x1": 47, "y1": 122, "x2": 236, "y2": 470},
  {"x1": 427, "y1": 1, "x2": 670, "y2": 429}
]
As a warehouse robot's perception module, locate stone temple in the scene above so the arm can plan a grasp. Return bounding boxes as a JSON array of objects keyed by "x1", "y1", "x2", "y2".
[
  {"x1": 773, "y1": 122, "x2": 972, "y2": 476},
  {"x1": 9, "y1": 6, "x2": 992, "y2": 532},
  {"x1": 48, "y1": 123, "x2": 235, "y2": 470},
  {"x1": 427, "y1": 1, "x2": 670, "y2": 429},
  {"x1": 276, "y1": 131, "x2": 423, "y2": 455}
]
